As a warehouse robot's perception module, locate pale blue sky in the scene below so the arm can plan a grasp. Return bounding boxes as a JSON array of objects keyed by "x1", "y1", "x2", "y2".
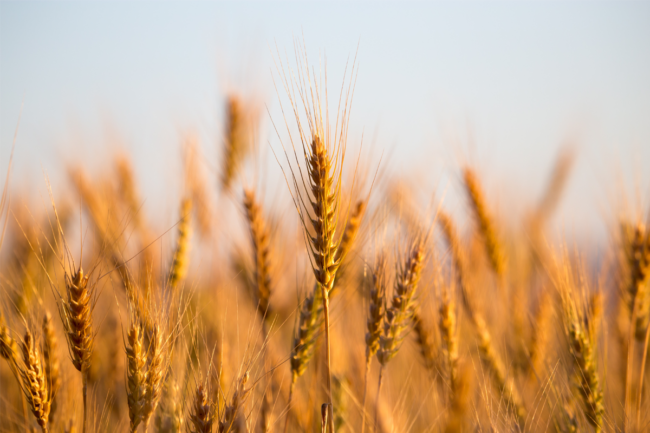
[{"x1": 1, "y1": 1, "x2": 649, "y2": 241}]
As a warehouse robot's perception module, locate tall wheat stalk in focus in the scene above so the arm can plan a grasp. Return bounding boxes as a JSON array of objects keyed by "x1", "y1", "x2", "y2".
[{"x1": 273, "y1": 42, "x2": 358, "y2": 432}]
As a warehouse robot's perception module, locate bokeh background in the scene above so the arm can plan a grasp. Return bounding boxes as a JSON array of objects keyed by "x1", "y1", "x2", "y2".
[{"x1": 2, "y1": 1, "x2": 649, "y2": 245}]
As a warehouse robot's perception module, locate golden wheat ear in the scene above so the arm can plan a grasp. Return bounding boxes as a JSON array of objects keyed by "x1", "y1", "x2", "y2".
[
  {"x1": 377, "y1": 237, "x2": 425, "y2": 367},
  {"x1": 188, "y1": 383, "x2": 214, "y2": 433},
  {"x1": 19, "y1": 331, "x2": 51, "y2": 433},
  {"x1": 556, "y1": 263, "x2": 604, "y2": 433},
  {"x1": 57, "y1": 265, "x2": 94, "y2": 433},
  {"x1": 0, "y1": 315, "x2": 18, "y2": 361},
  {"x1": 462, "y1": 167, "x2": 505, "y2": 278},
  {"x1": 243, "y1": 188, "x2": 273, "y2": 320},
  {"x1": 439, "y1": 286, "x2": 459, "y2": 396},
  {"x1": 126, "y1": 319, "x2": 147, "y2": 433},
  {"x1": 168, "y1": 197, "x2": 192, "y2": 290}
]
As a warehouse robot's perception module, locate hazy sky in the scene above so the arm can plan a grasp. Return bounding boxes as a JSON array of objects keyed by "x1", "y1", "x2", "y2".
[{"x1": 1, "y1": 1, "x2": 649, "y2": 241}]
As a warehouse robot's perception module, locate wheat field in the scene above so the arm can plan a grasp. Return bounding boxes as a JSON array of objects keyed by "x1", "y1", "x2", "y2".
[{"x1": 0, "y1": 45, "x2": 649, "y2": 433}]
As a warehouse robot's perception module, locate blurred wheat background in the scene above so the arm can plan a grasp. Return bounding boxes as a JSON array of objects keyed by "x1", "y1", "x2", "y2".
[{"x1": 1, "y1": 2, "x2": 650, "y2": 433}]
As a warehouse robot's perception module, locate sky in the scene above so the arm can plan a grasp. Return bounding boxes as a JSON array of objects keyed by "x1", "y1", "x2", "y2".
[{"x1": 1, "y1": 1, "x2": 649, "y2": 243}]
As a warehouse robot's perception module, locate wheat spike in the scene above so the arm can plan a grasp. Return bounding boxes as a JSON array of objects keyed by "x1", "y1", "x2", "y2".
[
  {"x1": 624, "y1": 224, "x2": 650, "y2": 339},
  {"x1": 335, "y1": 200, "x2": 366, "y2": 266},
  {"x1": 412, "y1": 310, "x2": 439, "y2": 377},
  {"x1": 378, "y1": 239, "x2": 425, "y2": 367},
  {"x1": 20, "y1": 331, "x2": 51, "y2": 433},
  {"x1": 243, "y1": 189, "x2": 273, "y2": 319},
  {"x1": 0, "y1": 317, "x2": 18, "y2": 361},
  {"x1": 221, "y1": 95, "x2": 254, "y2": 190},
  {"x1": 189, "y1": 384, "x2": 214, "y2": 433},
  {"x1": 290, "y1": 285, "x2": 323, "y2": 381},
  {"x1": 528, "y1": 289, "x2": 553, "y2": 378},
  {"x1": 366, "y1": 254, "x2": 387, "y2": 363},
  {"x1": 61, "y1": 268, "x2": 93, "y2": 373},
  {"x1": 126, "y1": 322, "x2": 147, "y2": 433},
  {"x1": 169, "y1": 198, "x2": 192, "y2": 290},
  {"x1": 558, "y1": 264, "x2": 604, "y2": 432},
  {"x1": 462, "y1": 168, "x2": 505, "y2": 277},
  {"x1": 42, "y1": 312, "x2": 61, "y2": 422},
  {"x1": 439, "y1": 289, "x2": 459, "y2": 394}
]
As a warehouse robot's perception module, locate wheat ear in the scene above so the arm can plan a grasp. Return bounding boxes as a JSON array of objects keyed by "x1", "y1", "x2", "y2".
[
  {"x1": 284, "y1": 285, "x2": 323, "y2": 433},
  {"x1": 412, "y1": 310, "x2": 439, "y2": 379},
  {"x1": 624, "y1": 224, "x2": 650, "y2": 339},
  {"x1": 221, "y1": 95, "x2": 248, "y2": 191},
  {"x1": 462, "y1": 168, "x2": 505, "y2": 277},
  {"x1": 243, "y1": 189, "x2": 273, "y2": 320},
  {"x1": 330, "y1": 199, "x2": 367, "y2": 296},
  {"x1": 42, "y1": 312, "x2": 60, "y2": 422},
  {"x1": 19, "y1": 331, "x2": 51, "y2": 433},
  {"x1": 377, "y1": 239, "x2": 425, "y2": 367},
  {"x1": 0, "y1": 317, "x2": 18, "y2": 361},
  {"x1": 126, "y1": 321, "x2": 147, "y2": 433},
  {"x1": 558, "y1": 270, "x2": 604, "y2": 432},
  {"x1": 59, "y1": 267, "x2": 93, "y2": 433},
  {"x1": 374, "y1": 240, "x2": 424, "y2": 433},
  {"x1": 169, "y1": 198, "x2": 192, "y2": 290},
  {"x1": 439, "y1": 288, "x2": 459, "y2": 396},
  {"x1": 189, "y1": 384, "x2": 214, "y2": 433}
]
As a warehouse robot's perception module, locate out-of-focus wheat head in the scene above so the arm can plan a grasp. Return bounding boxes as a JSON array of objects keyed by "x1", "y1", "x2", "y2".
[
  {"x1": 222, "y1": 95, "x2": 258, "y2": 191},
  {"x1": 555, "y1": 257, "x2": 604, "y2": 432},
  {"x1": 168, "y1": 198, "x2": 192, "y2": 290},
  {"x1": 378, "y1": 237, "x2": 424, "y2": 367},
  {"x1": 462, "y1": 167, "x2": 505, "y2": 277},
  {"x1": 243, "y1": 189, "x2": 273, "y2": 319},
  {"x1": 188, "y1": 383, "x2": 214, "y2": 433}
]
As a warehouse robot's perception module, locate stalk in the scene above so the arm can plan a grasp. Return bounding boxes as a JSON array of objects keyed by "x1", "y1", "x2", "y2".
[{"x1": 373, "y1": 367, "x2": 385, "y2": 433}]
